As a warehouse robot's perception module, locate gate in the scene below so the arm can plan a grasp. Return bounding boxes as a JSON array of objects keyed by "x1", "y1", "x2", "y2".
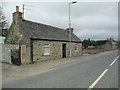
[{"x1": 11, "y1": 49, "x2": 21, "y2": 65}]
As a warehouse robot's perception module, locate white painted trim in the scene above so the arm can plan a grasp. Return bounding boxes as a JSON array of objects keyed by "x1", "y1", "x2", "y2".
[{"x1": 62, "y1": 42, "x2": 66, "y2": 44}]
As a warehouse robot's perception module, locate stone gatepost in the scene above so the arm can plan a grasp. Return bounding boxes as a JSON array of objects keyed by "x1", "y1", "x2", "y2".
[{"x1": 21, "y1": 45, "x2": 29, "y2": 64}]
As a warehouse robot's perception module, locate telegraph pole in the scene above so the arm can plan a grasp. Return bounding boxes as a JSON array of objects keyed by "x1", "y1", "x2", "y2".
[
  {"x1": 22, "y1": 4, "x2": 33, "y2": 19},
  {"x1": 23, "y1": 4, "x2": 25, "y2": 19}
]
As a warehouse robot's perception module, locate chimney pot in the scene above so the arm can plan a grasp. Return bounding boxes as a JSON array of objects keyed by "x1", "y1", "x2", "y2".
[{"x1": 16, "y1": 6, "x2": 19, "y2": 12}]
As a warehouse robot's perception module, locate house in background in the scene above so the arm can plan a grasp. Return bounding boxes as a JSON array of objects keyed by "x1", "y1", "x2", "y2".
[
  {"x1": 104, "y1": 37, "x2": 118, "y2": 50},
  {"x1": 5, "y1": 6, "x2": 82, "y2": 64}
]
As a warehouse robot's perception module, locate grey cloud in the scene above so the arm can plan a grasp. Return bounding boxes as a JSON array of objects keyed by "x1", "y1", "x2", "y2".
[
  {"x1": 74, "y1": 29, "x2": 118, "y2": 40},
  {"x1": 72, "y1": 15, "x2": 117, "y2": 30}
]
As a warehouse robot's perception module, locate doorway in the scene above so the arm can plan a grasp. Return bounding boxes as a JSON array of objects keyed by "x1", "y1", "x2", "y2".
[
  {"x1": 62, "y1": 44, "x2": 66, "y2": 58},
  {"x1": 11, "y1": 48, "x2": 21, "y2": 66}
]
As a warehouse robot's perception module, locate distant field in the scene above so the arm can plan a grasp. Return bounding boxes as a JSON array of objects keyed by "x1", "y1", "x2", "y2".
[{"x1": 83, "y1": 48, "x2": 104, "y2": 54}]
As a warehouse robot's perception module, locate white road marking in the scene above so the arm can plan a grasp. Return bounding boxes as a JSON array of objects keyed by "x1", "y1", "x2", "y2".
[
  {"x1": 88, "y1": 55, "x2": 119, "y2": 89},
  {"x1": 110, "y1": 56, "x2": 119, "y2": 66},
  {"x1": 88, "y1": 69, "x2": 108, "y2": 89}
]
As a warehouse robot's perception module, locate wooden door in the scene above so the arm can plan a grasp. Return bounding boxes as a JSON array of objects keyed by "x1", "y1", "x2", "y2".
[{"x1": 62, "y1": 44, "x2": 66, "y2": 58}]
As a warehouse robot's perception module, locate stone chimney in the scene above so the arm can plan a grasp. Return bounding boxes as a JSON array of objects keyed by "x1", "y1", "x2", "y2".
[
  {"x1": 13, "y1": 6, "x2": 22, "y2": 24},
  {"x1": 66, "y1": 28, "x2": 74, "y2": 33}
]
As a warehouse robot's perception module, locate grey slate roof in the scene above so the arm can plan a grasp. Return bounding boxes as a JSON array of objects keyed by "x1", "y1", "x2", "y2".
[{"x1": 21, "y1": 19, "x2": 81, "y2": 42}]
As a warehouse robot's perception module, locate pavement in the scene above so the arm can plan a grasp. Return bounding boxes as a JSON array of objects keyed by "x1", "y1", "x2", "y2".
[
  {"x1": 2, "y1": 54, "x2": 91, "y2": 82},
  {"x1": 2, "y1": 50, "x2": 119, "y2": 88}
]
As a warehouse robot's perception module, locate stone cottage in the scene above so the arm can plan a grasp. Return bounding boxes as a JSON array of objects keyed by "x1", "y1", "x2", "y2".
[{"x1": 5, "y1": 6, "x2": 82, "y2": 64}]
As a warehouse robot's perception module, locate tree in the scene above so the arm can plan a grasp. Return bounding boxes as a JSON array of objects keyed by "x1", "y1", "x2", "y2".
[
  {"x1": 83, "y1": 38, "x2": 107, "y2": 48},
  {"x1": 0, "y1": 6, "x2": 8, "y2": 36},
  {"x1": 83, "y1": 38, "x2": 91, "y2": 48}
]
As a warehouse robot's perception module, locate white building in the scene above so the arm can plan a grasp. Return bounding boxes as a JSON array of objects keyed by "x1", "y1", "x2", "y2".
[{"x1": 0, "y1": 36, "x2": 5, "y2": 44}]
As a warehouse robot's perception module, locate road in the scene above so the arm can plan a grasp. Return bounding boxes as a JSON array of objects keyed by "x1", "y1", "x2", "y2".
[{"x1": 2, "y1": 50, "x2": 119, "y2": 88}]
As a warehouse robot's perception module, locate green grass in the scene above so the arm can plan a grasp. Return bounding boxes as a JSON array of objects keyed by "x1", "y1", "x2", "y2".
[{"x1": 84, "y1": 51, "x2": 97, "y2": 54}]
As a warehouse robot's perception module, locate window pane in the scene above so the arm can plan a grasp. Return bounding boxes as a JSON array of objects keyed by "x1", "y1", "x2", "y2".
[
  {"x1": 75, "y1": 44, "x2": 78, "y2": 51},
  {"x1": 44, "y1": 47, "x2": 49, "y2": 53},
  {"x1": 44, "y1": 44, "x2": 50, "y2": 55}
]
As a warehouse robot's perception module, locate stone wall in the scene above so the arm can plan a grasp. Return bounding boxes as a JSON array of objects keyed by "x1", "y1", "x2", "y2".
[
  {"x1": 1, "y1": 41, "x2": 82, "y2": 64},
  {"x1": 1, "y1": 44, "x2": 18, "y2": 63},
  {"x1": 67, "y1": 42, "x2": 82, "y2": 57},
  {"x1": 32, "y1": 40, "x2": 82, "y2": 62},
  {"x1": 112, "y1": 45, "x2": 118, "y2": 50},
  {"x1": 1, "y1": 44, "x2": 30, "y2": 64}
]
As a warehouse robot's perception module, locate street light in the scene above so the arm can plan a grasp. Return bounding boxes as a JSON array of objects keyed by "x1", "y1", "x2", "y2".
[{"x1": 68, "y1": 1, "x2": 77, "y2": 58}]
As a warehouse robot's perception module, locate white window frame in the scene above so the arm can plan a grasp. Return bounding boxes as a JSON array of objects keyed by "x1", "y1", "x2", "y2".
[
  {"x1": 75, "y1": 43, "x2": 78, "y2": 52},
  {"x1": 44, "y1": 43, "x2": 50, "y2": 56}
]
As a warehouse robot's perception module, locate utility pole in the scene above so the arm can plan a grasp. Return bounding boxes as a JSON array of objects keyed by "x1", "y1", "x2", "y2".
[
  {"x1": 68, "y1": 1, "x2": 77, "y2": 58},
  {"x1": 69, "y1": 2, "x2": 71, "y2": 58},
  {"x1": 22, "y1": 4, "x2": 33, "y2": 19},
  {"x1": 23, "y1": 4, "x2": 25, "y2": 19}
]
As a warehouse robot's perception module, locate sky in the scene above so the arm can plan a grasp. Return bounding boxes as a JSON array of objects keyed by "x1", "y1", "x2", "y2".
[{"x1": 1, "y1": 0, "x2": 118, "y2": 41}]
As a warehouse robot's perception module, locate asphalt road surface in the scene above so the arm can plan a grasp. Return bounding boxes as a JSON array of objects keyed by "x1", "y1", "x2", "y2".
[{"x1": 2, "y1": 50, "x2": 119, "y2": 88}]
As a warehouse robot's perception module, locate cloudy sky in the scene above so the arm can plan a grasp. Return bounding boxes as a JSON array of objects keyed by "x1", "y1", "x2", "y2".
[{"x1": 1, "y1": 1, "x2": 118, "y2": 41}]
